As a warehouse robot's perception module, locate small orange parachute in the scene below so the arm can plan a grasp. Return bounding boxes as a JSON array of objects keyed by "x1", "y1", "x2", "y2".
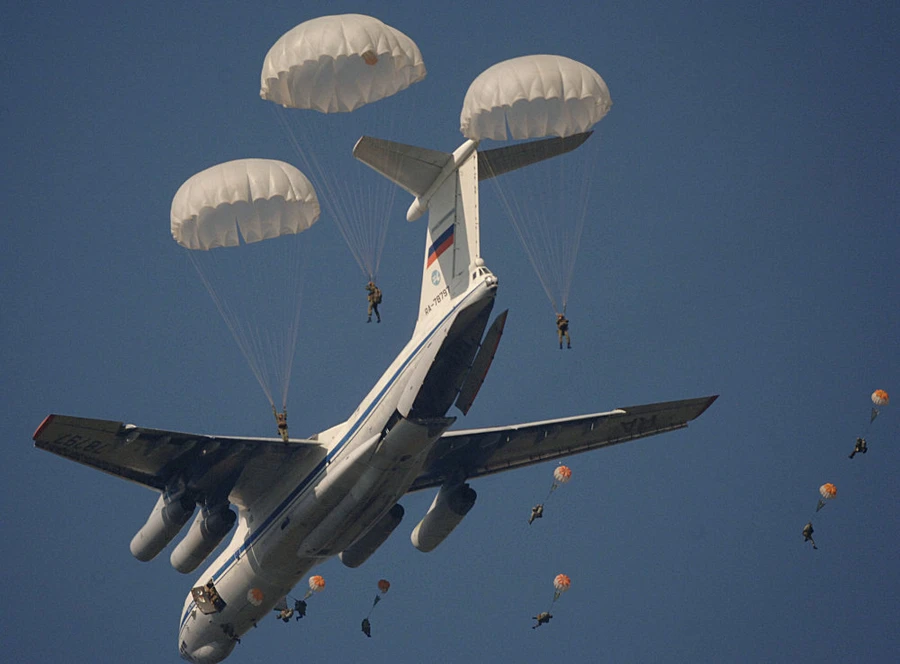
[
  {"x1": 872, "y1": 389, "x2": 889, "y2": 406},
  {"x1": 303, "y1": 574, "x2": 326, "y2": 599},
  {"x1": 816, "y1": 483, "x2": 837, "y2": 512},
  {"x1": 552, "y1": 573, "x2": 572, "y2": 601},
  {"x1": 377, "y1": 579, "x2": 390, "y2": 594},
  {"x1": 553, "y1": 466, "x2": 572, "y2": 485}
]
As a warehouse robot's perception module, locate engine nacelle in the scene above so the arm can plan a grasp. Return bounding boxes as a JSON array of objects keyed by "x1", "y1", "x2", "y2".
[
  {"x1": 339, "y1": 503, "x2": 405, "y2": 568},
  {"x1": 411, "y1": 483, "x2": 476, "y2": 553},
  {"x1": 129, "y1": 491, "x2": 195, "y2": 562},
  {"x1": 169, "y1": 504, "x2": 236, "y2": 574}
]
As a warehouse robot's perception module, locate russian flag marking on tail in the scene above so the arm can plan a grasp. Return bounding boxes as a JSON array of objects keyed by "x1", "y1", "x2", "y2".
[{"x1": 426, "y1": 226, "x2": 455, "y2": 267}]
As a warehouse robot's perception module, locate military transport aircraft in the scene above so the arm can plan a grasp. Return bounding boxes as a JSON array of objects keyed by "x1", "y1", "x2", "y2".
[{"x1": 33, "y1": 135, "x2": 716, "y2": 663}]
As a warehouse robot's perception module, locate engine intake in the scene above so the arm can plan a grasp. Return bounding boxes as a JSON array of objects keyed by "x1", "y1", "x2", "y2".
[
  {"x1": 169, "y1": 504, "x2": 236, "y2": 574},
  {"x1": 340, "y1": 503, "x2": 405, "y2": 568},
  {"x1": 411, "y1": 483, "x2": 476, "y2": 553},
  {"x1": 130, "y1": 491, "x2": 195, "y2": 562}
]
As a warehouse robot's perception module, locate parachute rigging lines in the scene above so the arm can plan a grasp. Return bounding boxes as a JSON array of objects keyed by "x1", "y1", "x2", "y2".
[
  {"x1": 485, "y1": 138, "x2": 598, "y2": 314},
  {"x1": 460, "y1": 54, "x2": 612, "y2": 314},
  {"x1": 171, "y1": 158, "x2": 319, "y2": 410},
  {"x1": 260, "y1": 13, "x2": 427, "y2": 282}
]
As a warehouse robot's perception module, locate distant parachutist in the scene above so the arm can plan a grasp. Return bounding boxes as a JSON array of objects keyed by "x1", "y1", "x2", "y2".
[
  {"x1": 532, "y1": 612, "x2": 552, "y2": 629},
  {"x1": 362, "y1": 579, "x2": 390, "y2": 637},
  {"x1": 849, "y1": 437, "x2": 867, "y2": 459},
  {"x1": 556, "y1": 313, "x2": 571, "y2": 349},
  {"x1": 273, "y1": 406, "x2": 289, "y2": 442},
  {"x1": 529, "y1": 466, "x2": 572, "y2": 525},
  {"x1": 293, "y1": 599, "x2": 307, "y2": 620},
  {"x1": 366, "y1": 281, "x2": 382, "y2": 323},
  {"x1": 802, "y1": 522, "x2": 818, "y2": 550}
]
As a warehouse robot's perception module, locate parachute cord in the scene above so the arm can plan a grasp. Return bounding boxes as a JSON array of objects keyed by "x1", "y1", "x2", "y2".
[
  {"x1": 489, "y1": 176, "x2": 560, "y2": 313},
  {"x1": 278, "y1": 240, "x2": 308, "y2": 410},
  {"x1": 188, "y1": 252, "x2": 276, "y2": 408},
  {"x1": 273, "y1": 105, "x2": 399, "y2": 281},
  {"x1": 559, "y1": 134, "x2": 599, "y2": 313}
]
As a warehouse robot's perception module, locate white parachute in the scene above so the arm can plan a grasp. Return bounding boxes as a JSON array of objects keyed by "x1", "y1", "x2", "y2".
[
  {"x1": 171, "y1": 159, "x2": 319, "y2": 250},
  {"x1": 171, "y1": 159, "x2": 320, "y2": 410},
  {"x1": 460, "y1": 55, "x2": 612, "y2": 315},
  {"x1": 460, "y1": 55, "x2": 611, "y2": 141},
  {"x1": 260, "y1": 14, "x2": 426, "y2": 282}
]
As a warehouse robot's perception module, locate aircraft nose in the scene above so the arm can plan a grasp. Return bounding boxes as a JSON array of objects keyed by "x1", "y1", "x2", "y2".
[{"x1": 180, "y1": 639, "x2": 236, "y2": 664}]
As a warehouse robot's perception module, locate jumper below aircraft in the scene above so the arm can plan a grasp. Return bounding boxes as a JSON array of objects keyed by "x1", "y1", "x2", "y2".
[{"x1": 33, "y1": 135, "x2": 716, "y2": 664}]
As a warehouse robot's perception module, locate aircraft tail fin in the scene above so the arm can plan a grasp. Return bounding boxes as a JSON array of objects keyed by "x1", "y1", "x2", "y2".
[{"x1": 354, "y1": 137, "x2": 484, "y2": 334}]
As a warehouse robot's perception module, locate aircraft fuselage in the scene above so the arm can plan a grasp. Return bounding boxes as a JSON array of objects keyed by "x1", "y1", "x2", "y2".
[{"x1": 179, "y1": 272, "x2": 497, "y2": 663}]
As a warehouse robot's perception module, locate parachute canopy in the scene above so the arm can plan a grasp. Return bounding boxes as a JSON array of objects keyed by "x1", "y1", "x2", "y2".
[
  {"x1": 171, "y1": 159, "x2": 319, "y2": 251},
  {"x1": 260, "y1": 13, "x2": 426, "y2": 113},
  {"x1": 308, "y1": 575, "x2": 326, "y2": 593},
  {"x1": 819, "y1": 483, "x2": 837, "y2": 500},
  {"x1": 460, "y1": 54, "x2": 611, "y2": 140},
  {"x1": 552, "y1": 573, "x2": 571, "y2": 601},
  {"x1": 553, "y1": 465, "x2": 572, "y2": 484},
  {"x1": 377, "y1": 579, "x2": 390, "y2": 594},
  {"x1": 872, "y1": 389, "x2": 890, "y2": 406}
]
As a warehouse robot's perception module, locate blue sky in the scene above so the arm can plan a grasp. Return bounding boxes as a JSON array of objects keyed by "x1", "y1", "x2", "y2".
[{"x1": 3, "y1": 1, "x2": 898, "y2": 662}]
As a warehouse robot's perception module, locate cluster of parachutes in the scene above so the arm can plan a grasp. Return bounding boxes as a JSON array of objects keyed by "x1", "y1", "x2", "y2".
[
  {"x1": 170, "y1": 14, "x2": 428, "y2": 414},
  {"x1": 804, "y1": 389, "x2": 890, "y2": 544},
  {"x1": 170, "y1": 13, "x2": 613, "y2": 418},
  {"x1": 527, "y1": 467, "x2": 575, "y2": 626}
]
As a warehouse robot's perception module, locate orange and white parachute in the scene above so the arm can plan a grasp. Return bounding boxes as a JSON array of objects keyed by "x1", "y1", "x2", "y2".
[
  {"x1": 816, "y1": 483, "x2": 837, "y2": 512},
  {"x1": 872, "y1": 389, "x2": 890, "y2": 406},
  {"x1": 552, "y1": 573, "x2": 572, "y2": 602},
  {"x1": 377, "y1": 579, "x2": 391, "y2": 594},
  {"x1": 553, "y1": 466, "x2": 572, "y2": 485},
  {"x1": 303, "y1": 574, "x2": 326, "y2": 599}
]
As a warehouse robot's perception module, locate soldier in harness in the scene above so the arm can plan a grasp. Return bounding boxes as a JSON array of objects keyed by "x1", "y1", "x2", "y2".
[
  {"x1": 556, "y1": 314, "x2": 571, "y2": 349},
  {"x1": 366, "y1": 281, "x2": 382, "y2": 323},
  {"x1": 273, "y1": 406, "x2": 288, "y2": 443},
  {"x1": 532, "y1": 612, "x2": 552, "y2": 628}
]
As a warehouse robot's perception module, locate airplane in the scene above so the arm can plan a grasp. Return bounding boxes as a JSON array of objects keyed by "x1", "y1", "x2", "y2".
[{"x1": 33, "y1": 133, "x2": 717, "y2": 663}]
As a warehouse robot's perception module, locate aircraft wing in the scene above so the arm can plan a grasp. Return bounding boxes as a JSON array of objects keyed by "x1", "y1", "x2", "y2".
[
  {"x1": 32, "y1": 414, "x2": 325, "y2": 508},
  {"x1": 406, "y1": 395, "x2": 717, "y2": 492}
]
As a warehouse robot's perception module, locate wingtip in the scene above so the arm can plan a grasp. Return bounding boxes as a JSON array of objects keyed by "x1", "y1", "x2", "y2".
[
  {"x1": 695, "y1": 395, "x2": 719, "y2": 418},
  {"x1": 33, "y1": 414, "x2": 55, "y2": 441}
]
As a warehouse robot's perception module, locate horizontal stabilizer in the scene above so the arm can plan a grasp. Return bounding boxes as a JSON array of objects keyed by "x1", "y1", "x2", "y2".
[
  {"x1": 353, "y1": 136, "x2": 452, "y2": 198},
  {"x1": 477, "y1": 131, "x2": 592, "y2": 181}
]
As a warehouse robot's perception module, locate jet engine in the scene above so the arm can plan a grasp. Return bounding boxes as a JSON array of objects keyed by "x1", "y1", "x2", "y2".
[
  {"x1": 339, "y1": 503, "x2": 405, "y2": 568},
  {"x1": 411, "y1": 483, "x2": 476, "y2": 553},
  {"x1": 130, "y1": 491, "x2": 195, "y2": 562},
  {"x1": 169, "y1": 503, "x2": 237, "y2": 574}
]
